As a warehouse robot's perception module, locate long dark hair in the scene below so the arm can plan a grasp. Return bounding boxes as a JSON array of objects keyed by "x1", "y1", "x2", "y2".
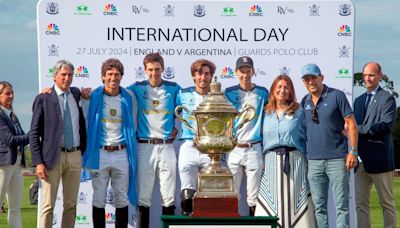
[{"x1": 264, "y1": 75, "x2": 299, "y2": 115}]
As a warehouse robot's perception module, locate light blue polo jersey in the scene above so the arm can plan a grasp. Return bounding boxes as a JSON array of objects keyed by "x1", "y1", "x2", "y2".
[
  {"x1": 176, "y1": 86, "x2": 207, "y2": 140},
  {"x1": 301, "y1": 85, "x2": 353, "y2": 160},
  {"x1": 127, "y1": 80, "x2": 180, "y2": 139},
  {"x1": 224, "y1": 85, "x2": 269, "y2": 143}
]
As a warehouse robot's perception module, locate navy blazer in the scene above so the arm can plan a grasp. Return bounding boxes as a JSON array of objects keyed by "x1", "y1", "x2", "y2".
[
  {"x1": 354, "y1": 87, "x2": 397, "y2": 173},
  {"x1": 29, "y1": 87, "x2": 86, "y2": 170},
  {"x1": 0, "y1": 110, "x2": 29, "y2": 166}
]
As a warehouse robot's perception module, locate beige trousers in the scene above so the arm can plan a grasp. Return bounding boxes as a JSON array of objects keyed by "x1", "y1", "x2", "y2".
[
  {"x1": 0, "y1": 155, "x2": 23, "y2": 228},
  {"x1": 39, "y1": 150, "x2": 81, "y2": 228},
  {"x1": 355, "y1": 163, "x2": 397, "y2": 228}
]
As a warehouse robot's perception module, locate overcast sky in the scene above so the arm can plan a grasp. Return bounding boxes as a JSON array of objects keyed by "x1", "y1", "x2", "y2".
[{"x1": 1, "y1": 0, "x2": 399, "y2": 130}]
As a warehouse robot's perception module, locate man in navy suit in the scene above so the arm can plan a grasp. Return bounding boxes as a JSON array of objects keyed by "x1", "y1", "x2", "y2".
[
  {"x1": 30, "y1": 60, "x2": 86, "y2": 228},
  {"x1": 353, "y1": 62, "x2": 397, "y2": 228}
]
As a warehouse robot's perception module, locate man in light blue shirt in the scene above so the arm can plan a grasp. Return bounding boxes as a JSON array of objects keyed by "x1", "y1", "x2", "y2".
[
  {"x1": 224, "y1": 56, "x2": 268, "y2": 215},
  {"x1": 127, "y1": 53, "x2": 180, "y2": 228},
  {"x1": 176, "y1": 59, "x2": 215, "y2": 216}
]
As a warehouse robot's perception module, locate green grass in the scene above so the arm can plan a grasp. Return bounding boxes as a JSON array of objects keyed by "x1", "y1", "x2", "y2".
[
  {"x1": 0, "y1": 176, "x2": 37, "y2": 227},
  {"x1": 369, "y1": 177, "x2": 400, "y2": 227},
  {"x1": 0, "y1": 177, "x2": 399, "y2": 227}
]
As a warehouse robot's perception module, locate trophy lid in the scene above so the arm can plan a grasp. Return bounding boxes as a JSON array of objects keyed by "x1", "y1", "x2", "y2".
[{"x1": 193, "y1": 77, "x2": 239, "y2": 114}]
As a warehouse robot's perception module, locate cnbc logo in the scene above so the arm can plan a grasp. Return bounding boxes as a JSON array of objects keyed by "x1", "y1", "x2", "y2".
[
  {"x1": 337, "y1": 25, "x2": 351, "y2": 37},
  {"x1": 45, "y1": 23, "x2": 60, "y2": 35},
  {"x1": 75, "y1": 5, "x2": 91, "y2": 15},
  {"x1": 220, "y1": 67, "x2": 235, "y2": 79},
  {"x1": 104, "y1": 4, "x2": 118, "y2": 15},
  {"x1": 249, "y1": 5, "x2": 263, "y2": 16},
  {"x1": 105, "y1": 213, "x2": 116, "y2": 224},
  {"x1": 336, "y1": 68, "x2": 351, "y2": 78},
  {"x1": 75, "y1": 215, "x2": 89, "y2": 224},
  {"x1": 75, "y1": 66, "x2": 90, "y2": 78},
  {"x1": 221, "y1": 7, "x2": 236, "y2": 16}
]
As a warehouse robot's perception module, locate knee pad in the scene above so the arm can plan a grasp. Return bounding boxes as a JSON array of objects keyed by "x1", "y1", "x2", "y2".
[{"x1": 180, "y1": 189, "x2": 196, "y2": 215}]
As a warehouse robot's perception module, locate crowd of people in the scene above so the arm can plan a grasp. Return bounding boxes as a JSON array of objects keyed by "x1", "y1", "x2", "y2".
[{"x1": 0, "y1": 53, "x2": 397, "y2": 228}]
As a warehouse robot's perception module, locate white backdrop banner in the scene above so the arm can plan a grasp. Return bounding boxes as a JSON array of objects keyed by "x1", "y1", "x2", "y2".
[{"x1": 37, "y1": 0, "x2": 355, "y2": 227}]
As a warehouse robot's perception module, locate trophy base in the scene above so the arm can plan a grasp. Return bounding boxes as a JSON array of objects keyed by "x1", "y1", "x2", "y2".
[
  {"x1": 192, "y1": 197, "x2": 239, "y2": 217},
  {"x1": 192, "y1": 170, "x2": 239, "y2": 217}
]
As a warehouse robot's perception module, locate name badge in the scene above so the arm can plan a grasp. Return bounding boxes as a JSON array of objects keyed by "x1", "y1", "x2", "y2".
[{"x1": 285, "y1": 115, "x2": 293, "y2": 120}]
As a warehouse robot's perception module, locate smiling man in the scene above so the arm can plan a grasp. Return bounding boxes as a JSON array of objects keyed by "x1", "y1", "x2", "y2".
[
  {"x1": 300, "y1": 63, "x2": 358, "y2": 228},
  {"x1": 30, "y1": 60, "x2": 87, "y2": 228},
  {"x1": 82, "y1": 58, "x2": 138, "y2": 228},
  {"x1": 176, "y1": 59, "x2": 215, "y2": 216},
  {"x1": 224, "y1": 56, "x2": 268, "y2": 216}
]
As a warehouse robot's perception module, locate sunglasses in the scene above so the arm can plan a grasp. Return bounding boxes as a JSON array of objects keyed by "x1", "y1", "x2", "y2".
[{"x1": 311, "y1": 106, "x2": 319, "y2": 124}]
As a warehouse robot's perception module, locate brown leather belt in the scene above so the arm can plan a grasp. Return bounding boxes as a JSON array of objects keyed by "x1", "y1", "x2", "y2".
[
  {"x1": 100, "y1": 144, "x2": 126, "y2": 152},
  {"x1": 138, "y1": 138, "x2": 174, "y2": 144},
  {"x1": 61, "y1": 147, "x2": 79, "y2": 152},
  {"x1": 236, "y1": 141, "x2": 261, "y2": 148}
]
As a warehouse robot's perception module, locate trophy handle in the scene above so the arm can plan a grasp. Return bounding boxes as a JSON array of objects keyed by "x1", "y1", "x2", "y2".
[
  {"x1": 174, "y1": 105, "x2": 196, "y2": 131},
  {"x1": 236, "y1": 105, "x2": 256, "y2": 130}
]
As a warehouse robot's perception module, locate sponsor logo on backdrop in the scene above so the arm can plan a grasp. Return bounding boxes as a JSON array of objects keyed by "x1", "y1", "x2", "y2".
[
  {"x1": 45, "y1": 23, "x2": 60, "y2": 35},
  {"x1": 220, "y1": 67, "x2": 235, "y2": 79},
  {"x1": 339, "y1": 45, "x2": 350, "y2": 57},
  {"x1": 46, "y1": 2, "x2": 59, "y2": 15},
  {"x1": 135, "y1": 67, "x2": 146, "y2": 79},
  {"x1": 339, "y1": 4, "x2": 351, "y2": 16},
  {"x1": 164, "y1": 5, "x2": 175, "y2": 17},
  {"x1": 75, "y1": 66, "x2": 90, "y2": 78},
  {"x1": 337, "y1": 25, "x2": 351, "y2": 36},
  {"x1": 78, "y1": 192, "x2": 87, "y2": 204},
  {"x1": 132, "y1": 5, "x2": 149, "y2": 14},
  {"x1": 277, "y1": 6, "x2": 294, "y2": 15},
  {"x1": 249, "y1": 5, "x2": 263, "y2": 16},
  {"x1": 104, "y1": 4, "x2": 118, "y2": 16},
  {"x1": 163, "y1": 66, "x2": 175, "y2": 79},
  {"x1": 48, "y1": 44, "x2": 59, "y2": 56},
  {"x1": 75, "y1": 215, "x2": 90, "y2": 224},
  {"x1": 279, "y1": 66, "x2": 291, "y2": 76},
  {"x1": 193, "y1": 5, "x2": 205, "y2": 17},
  {"x1": 221, "y1": 7, "x2": 236, "y2": 16},
  {"x1": 309, "y1": 4, "x2": 320, "y2": 16},
  {"x1": 75, "y1": 5, "x2": 91, "y2": 15},
  {"x1": 336, "y1": 68, "x2": 351, "y2": 78},
  {"x1": 106, "y1": 213, "x2": 116, "y2": 224},
  {"x1": 255, "y1": 68, "x2": 266, "y2": 77},
  {"x1": 47, "y1": 67, "x2": 54, "y2": 77}
]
